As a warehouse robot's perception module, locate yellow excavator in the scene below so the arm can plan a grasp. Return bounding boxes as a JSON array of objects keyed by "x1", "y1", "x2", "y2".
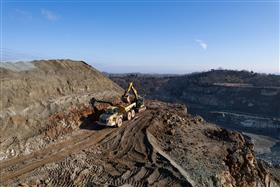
[{"x1": 121, "y1": 82, "x2": 146, "y2": 112}]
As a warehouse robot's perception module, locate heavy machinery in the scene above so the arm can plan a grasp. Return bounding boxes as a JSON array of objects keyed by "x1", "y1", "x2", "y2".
[
  {"x1": 94, "y1": 82, "x2": 146, "y2": 127},
  {"x1": 98, "y1": 102, "x2": 136, "y2": 127},
  {"x1": 121, "y1": 82, "x2": 146, "y2": 112}
]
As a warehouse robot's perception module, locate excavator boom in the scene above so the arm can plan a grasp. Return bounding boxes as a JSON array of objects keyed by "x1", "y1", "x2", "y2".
[
  {"x1": 121, "y1": 82, "x2": 146, "y2": 112},
  {"x1": 122, "y1": 82, "x2": 139, "y2": 100},
  {"x1": 90, "y1": 97, "x2": 114, "y2": 107}
]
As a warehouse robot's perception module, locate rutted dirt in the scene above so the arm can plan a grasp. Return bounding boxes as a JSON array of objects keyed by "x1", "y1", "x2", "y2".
[
  {"x1": 109, "y1": 71, "x2": 280, "y2": 167},
  {"x1": 1, "y1": 61, "x2": 279, "y2": 186},
  {"x1": 0, "y1": 129, "x2": 114, "y2": 183},
  {"x1": 1, "y1": 101, "x2": 278, "y2": 187},
  {"x1": 0, "y1": 60, "x2": 123, "y2": 160}
]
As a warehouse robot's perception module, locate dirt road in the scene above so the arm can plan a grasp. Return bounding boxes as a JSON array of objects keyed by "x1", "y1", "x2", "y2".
[
  {"x1": 0, "y1": 124, "x2": 116, "y2": 184},
  {"x1": 0, "y1": 106, "x2": 191, "y2": 186},
  {"x1": 1, "y1": 101, "x2": 276, "y2": 187}
]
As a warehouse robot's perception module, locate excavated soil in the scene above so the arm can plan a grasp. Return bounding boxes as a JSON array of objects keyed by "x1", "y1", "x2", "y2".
[
  {"x1": 1, "y1": 61, "x2": 279, "y2": 186},
  {"x1": 0, "y1": 60, "x2": 123, "y2": 160},
  {"x1": 110, "y1": 73, "x2": 280, "y2": 168},
  {"x1": 1, "y1": 101, "x2": 278, "y2": 187}
]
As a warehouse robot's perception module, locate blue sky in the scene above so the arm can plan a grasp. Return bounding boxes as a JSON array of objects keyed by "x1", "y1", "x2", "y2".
[{"x1": 1, "y1": 0, "x2": 279, "y2": 74}]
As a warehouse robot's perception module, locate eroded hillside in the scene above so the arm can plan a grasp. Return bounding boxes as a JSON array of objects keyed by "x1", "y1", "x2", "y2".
[
  {"x1": 110, "y1": 71, "x2": 280, "y2": 166},
  {"x1": 0, "y1": 62, "x2": 279, "y2": 186},
  {"x1": 1, "y1": 101, "x2": 279, "y2": 187},
  {"x1": 0, "y1": 60, "x2": 123, "y2": 159}
]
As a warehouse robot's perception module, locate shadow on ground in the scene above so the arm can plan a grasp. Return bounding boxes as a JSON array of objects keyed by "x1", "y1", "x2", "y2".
[{"x1": 79, "y1": 113, "x2": 105, "y2": 130}]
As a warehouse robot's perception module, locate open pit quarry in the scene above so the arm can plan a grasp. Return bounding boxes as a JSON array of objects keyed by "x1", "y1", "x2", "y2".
[
  {"x1": 110, "y1": 71, "x2": 280, "y2": 166},
  {"x1": 0, "y1": 60, "x2": 279, "y2": 187}
]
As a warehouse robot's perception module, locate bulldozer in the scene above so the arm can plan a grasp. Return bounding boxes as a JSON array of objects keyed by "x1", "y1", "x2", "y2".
[{"x1": 94, "y1": 82, "x2": 146, "y2": 127}]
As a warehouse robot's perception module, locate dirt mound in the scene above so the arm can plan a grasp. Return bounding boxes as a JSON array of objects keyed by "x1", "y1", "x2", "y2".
[
  {"x1": 0, "y1": 59, "x2": 123, "y2": 160},
  {"x1": 1, "y1": 101, "x2": 278, "y2": 186},
  {"x1": 1, "y1": 63, "x2": 279, "y2": 186},
  {"x1": 1, "y1": 59, "x2": 122, "y2": 110}
]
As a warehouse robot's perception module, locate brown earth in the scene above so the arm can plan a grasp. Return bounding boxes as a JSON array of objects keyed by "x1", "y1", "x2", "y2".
[
  {"x1": 0, "y1": 60, "x2": 279, "y2": 186},
  {"x1": 1, "y1": 100, "x2": 278, "y2": 187},
  {"x1": 0, "y1": 60, "x2": 123, "y2": 160},
  {"x1": 109, "y1": 72, "x2": 280, "y2": 167}
]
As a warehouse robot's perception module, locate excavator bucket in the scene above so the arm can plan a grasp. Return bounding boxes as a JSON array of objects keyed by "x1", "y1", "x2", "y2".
[{"x1": 122, "y1": 95, "x2": 131, "y2": 103}]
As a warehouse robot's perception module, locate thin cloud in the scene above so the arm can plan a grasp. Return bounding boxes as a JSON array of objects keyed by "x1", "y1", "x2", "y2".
[
  {"x1": 41, "y1": 9, "x2": 59, "y2": 21},
  {"x1": 14, "y1": 9, "x2": 32, "y2": 20},
  {"x1": 195, "y1": 39, "x2": 208, "y2": 50}
]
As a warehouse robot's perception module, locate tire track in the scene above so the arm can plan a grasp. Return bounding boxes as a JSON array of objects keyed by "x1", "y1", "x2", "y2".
[
  {"x1": 0, "y1": 131, "x2": 92, "y2": 171},
  {"x1": 0, "y1": 127, "x2": 116, "y2": 183}
]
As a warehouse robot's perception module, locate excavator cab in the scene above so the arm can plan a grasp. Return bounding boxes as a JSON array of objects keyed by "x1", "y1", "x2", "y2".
[{"x1": 136, "y1": 96, "x2": 144, "y2": 108}]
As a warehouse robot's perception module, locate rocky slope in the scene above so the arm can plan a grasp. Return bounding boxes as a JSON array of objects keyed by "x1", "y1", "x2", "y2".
[
  {"x1": 0, "y1": 63, "x2": 279, "y2": 186},
  {"x1": 1, "y1": 60, "x2": 122, "y2": 110},
  {"x1": 1, "y1": 101, "x2": 279, "y2": 187},
  {"x1": 0, "y1": 60, "x2": 123, "y2": 159},
  {"x1": 110, "y1": 71, "x2": 280, "y2": 166},
  {"x1": 110, "y1": 70, "x2": 280, "y2": 118}
]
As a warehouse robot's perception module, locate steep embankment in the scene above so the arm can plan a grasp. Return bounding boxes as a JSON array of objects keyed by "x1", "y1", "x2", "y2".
[
  {"x1": 1, "y1": 101, "x2": 278, "y2": 187},
  {"x1": 1, "y1": 60, "x2": 122, "y2": 109},
  {"x1": 1, "y1": 63, "x2": 279, "y2": 186},
  {"x1": 110, "y1": 71, "x2": 280, "y2": 166},
  {"x1": 0, "y1": 60, "x2": 123, "y2": 159},
  {"x1": 110, "y1": 70, "x2": 280, "y2": 118}
]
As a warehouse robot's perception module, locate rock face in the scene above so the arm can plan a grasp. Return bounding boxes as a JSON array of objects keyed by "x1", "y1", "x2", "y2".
[
  {"x1": 206, "y1": 128, "x2": 270, "y2": 187},
  {"x1": 1, "y1": 101, "x2": 277, "y2": 187},
  {"x1": 109, "y1": 71, "x2": 280, "y2": 164},
  {"x1": 109, "y1": 70, "x2": 280, "y2": 118},
  {"x1": 0, "y1": 60, "x2": 123, "y2": 159},
  {"x1": 1, "y1": 59, "x2": 122, "y2": 110},
  {"x1": 0, "y1": 63, "x2": 279, "y2": 186}
]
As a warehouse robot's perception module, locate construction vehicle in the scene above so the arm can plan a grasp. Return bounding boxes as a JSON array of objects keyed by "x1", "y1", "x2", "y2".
[
  {"x1": 121, "y1": 82, "x2": 146, "y2": 112},
  {"x1": 98, "y1": 102, "x2": 136, "y2": 127},
  {"x1": 94, "y1": 82, "x2": 146, "y2": 127},
  {"x1": 92, "y1": 99, "x2": 137, "y2": 127}
]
